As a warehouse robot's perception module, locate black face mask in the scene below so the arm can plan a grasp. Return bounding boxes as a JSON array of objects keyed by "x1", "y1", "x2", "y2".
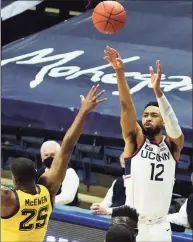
[{"x1": 43, "y1": 157, "x2": 54, "y2": 168}]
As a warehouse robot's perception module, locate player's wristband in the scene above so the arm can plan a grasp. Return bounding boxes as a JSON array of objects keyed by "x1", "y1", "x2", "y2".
[{"x1": 157, "y1": 94, "x2": 182, "y2": 139}]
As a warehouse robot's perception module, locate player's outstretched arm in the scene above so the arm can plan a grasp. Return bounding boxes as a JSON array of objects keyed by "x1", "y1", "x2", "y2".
[
  {"x1": 104, "y1": 46, "x2": 143, "y2": 157},
  {"x1": 39, "y1": 85, "x2": 107, "y2": 198},
  {"x1": 149, "y1": 60, "x2": 184, "y2": 158}
]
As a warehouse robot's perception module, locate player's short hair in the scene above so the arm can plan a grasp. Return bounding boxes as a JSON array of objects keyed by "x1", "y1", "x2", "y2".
[
  {"x1": 105, "y1": 224, "x2": 133, "y2": 242},
  {"x1": 112, "y1": 206, "x2": 138, "y2": 222},
  {"x1": 11, "y1": 157, "x2": 36, "y2": 183},
  {"x1": 144, "y1": 101, "x2": 159, "y2": 110},
  {"x1": 106, "y1": 206, "x2": 138, "y2": 242}
]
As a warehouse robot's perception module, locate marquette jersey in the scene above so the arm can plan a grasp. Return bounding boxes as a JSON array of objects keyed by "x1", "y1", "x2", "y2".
[
  {"x1": 2, "y1": 185, "x2": 53, "y2": 242},
  {"x1": 125, "y1": 136, "x2": 177, "y2": 218}
]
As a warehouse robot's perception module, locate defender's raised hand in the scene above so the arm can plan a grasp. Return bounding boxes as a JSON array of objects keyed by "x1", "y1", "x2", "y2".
[
  {"x1": 104, "y1": 46, "x2": 124, "y2": 70},
  {"x1": 80, "y1": 84, "x2": 107, "y2": 114},
  {"x1": 149, "y1": 60, "x2": 162, "y2": 91}
]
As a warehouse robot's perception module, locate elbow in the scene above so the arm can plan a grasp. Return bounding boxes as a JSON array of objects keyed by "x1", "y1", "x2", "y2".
[
  {"x1": 61, "y1": 143, "x2": 75, "y2": 154},
  {"x1": 121, "y1": 101, "x2": 130, "y2": 110}
]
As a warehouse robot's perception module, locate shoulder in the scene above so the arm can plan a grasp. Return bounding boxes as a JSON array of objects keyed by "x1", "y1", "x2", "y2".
[
  {"x1": 187, "y1": 193, "x2": 193, "y2": 204},
  {"x1": 1, "y1": 186, "x2": 20, "y2": 218},
  {"x1": 1, "y1": 185, "x2": 17, "y2": 208},
  {"x1": 66, "y1": 168, "x2": 79, "y2": 179},
  {"x1": 1, "y1": 185, "x2": 15, "y2": 198},
  {"x1": 66, "y1": 168, "x2": 77, "y2": 175}
]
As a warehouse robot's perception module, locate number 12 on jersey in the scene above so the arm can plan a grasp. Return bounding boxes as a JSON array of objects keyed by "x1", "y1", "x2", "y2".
[{"x1": 150, "y1": 163, "x2": 164, "y2": 181}]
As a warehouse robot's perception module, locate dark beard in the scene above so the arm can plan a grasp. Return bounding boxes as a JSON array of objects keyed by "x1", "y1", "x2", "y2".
[{"x1": 142, "y1": 126, "x2": 162, "y2": 139}]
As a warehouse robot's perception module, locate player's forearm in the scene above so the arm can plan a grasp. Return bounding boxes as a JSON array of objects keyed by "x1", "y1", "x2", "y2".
[
  {"x1": 1, "y1": 186, "x2": 12, "y2": 206},
  {"x1": 51, "y1": 109, "x2": 87, "y2": 179},
  {"x1": 60, "y1": 109, "x2": 87, "y2": 153},
  {"x1": 116, "y1": 69, "x2": 137, "y2": 132},
  {"x1": 116, "y1": 69, "x2": 136, "y2": 110},
  {"x1": 154, "y1": 88, "x2": 183, "y2": 139}
]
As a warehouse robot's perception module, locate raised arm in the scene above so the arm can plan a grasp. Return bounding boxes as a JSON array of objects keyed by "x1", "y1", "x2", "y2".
[
  {"x1": 39, "y1": 85, "x2": 107, "y2": 198},
  {"x1": 104, "y1": 46, "x2": 144, "y2": 157},
  {"x1": 149, "y1": 61, "x2": 184, "y2": 159}
]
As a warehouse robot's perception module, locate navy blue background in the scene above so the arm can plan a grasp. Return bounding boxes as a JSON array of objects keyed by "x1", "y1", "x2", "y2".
[{"x1": 2, "y1": 1, "x2": 192, "y2": 147}]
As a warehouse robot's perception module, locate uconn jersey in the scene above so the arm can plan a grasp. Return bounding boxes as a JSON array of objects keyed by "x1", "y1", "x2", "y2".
[{"x1": 125, "y1": 136, "x2": 176, "y2": 218}]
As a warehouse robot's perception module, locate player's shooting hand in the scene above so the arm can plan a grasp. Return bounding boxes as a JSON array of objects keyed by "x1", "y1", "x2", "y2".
[
  {"x1": 80, "y1": 84, "x2": 107, "y2": 114},
  {"x1": 104, "y1": 46, "x2": 124, "y2": 70},
  {"x1": 149, "y1": 60, "x2": 162, "y2": 91}
]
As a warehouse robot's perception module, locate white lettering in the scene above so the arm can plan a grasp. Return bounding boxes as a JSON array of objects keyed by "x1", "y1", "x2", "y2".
[
  {"x1": 66, "y1": 56, "x2": 140, "y2": 82},
  {"x1": 167, "y1": 76, "x2": 192, "y2": 91},
  {"x1": 112, "y1": 74, "x2": 166, "y2": 95},
  {"x1": 1, "y1": 48, "x2": 55, "y2": 66},
  {"x1": 29, "y1": 50, "x2": 84, "y2": 88},
  {"x1": 49, "y1": 66, "x2": 81, "y2": 78},
  {"x1": 2, "y1": 49, "x2": 192, "y2": 95},
  {"x1": 2, "y1": 48, "x2": 84, "y2": 88}
]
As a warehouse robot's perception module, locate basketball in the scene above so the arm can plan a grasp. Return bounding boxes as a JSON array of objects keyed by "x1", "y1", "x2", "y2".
[{"x1": 92, "y1": 1, "x2": 127, "y2": 34}]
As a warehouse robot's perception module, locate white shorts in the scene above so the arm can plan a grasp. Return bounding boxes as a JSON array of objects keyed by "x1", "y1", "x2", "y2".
[{"x1": 136, "y1": 219, "x2": 172, "y2": 242}]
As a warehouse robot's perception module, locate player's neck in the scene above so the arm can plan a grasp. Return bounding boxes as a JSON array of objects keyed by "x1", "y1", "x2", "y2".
[
  {"x1": 16, "y1": 183, "x2": 37, "y2": 194},
  {"x1": 147, "y1": 133, "x2": 163, "y2": 144}
]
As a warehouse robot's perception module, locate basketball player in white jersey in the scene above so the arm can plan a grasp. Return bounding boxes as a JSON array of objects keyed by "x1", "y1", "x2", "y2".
[{"x1": 104, "y1": 46, "x2": 184, "y2": 242}]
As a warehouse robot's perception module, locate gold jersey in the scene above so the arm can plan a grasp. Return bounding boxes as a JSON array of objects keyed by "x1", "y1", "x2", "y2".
[{"x1": 1, "y1": 185, "x2": 53, "y2": 242}]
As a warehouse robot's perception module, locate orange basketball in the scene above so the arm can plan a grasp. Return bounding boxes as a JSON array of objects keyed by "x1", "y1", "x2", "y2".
[{"x1": 92, "y1": 1, "x2": 127, "y2": 34}]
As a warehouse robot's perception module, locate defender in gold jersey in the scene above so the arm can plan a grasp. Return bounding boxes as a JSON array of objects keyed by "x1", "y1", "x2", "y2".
[{"x1": 1, "y1": 85, "x2": 107, "y2": 242}]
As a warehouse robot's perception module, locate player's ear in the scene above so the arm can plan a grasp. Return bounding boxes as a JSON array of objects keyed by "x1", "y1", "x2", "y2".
[
  {"x1": 160, "y1": 115, "x2": 164, "y2": 126},
  {"x1": 162, "y1": 121, "x2": 165, "y2": 128}
]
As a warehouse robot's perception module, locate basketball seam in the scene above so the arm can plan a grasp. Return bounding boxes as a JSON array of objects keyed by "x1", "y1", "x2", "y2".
[
  {"x1": 104, "y1": 2, "x2": 115, "y2": 32},
  {"x1": 109, "y1": 9, "x2": 126, "y2": 16},
  {"x1": 102, "y1": 2, "x2": 125, "y2": 16},
  {"x1": 107, "y1": 21, "x2": 116, "y2": 33},
  {"x1": 93, "y1": 11, "x2": 125, "y2": 24},
  {"x1": 94, "y1": 20, "x2": 116, "y2": 33}
]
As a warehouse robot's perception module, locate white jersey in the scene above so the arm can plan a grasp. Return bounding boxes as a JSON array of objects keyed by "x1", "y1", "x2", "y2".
[{"x1": 125, "y1": 136, "x2": 177, "y2": 218}]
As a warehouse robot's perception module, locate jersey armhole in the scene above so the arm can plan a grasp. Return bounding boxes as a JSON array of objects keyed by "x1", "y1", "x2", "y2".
[
  {"x1": 124, "y1": 137, "x2": 146, "y2": 160},
  {"x1": 37, "y1": 184, "x2": 54, "y2": 210},
  {"x1": 1, "y1": 189, "x2": 20, "y2": 219},
  {"x1": 164, "y1": 139, "x2": 179, "y2": 163}
]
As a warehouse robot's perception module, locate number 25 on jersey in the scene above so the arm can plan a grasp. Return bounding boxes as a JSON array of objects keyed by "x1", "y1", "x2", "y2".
[{"x1": 19, "y1": 205, "x2": 49, "y2": 231}]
